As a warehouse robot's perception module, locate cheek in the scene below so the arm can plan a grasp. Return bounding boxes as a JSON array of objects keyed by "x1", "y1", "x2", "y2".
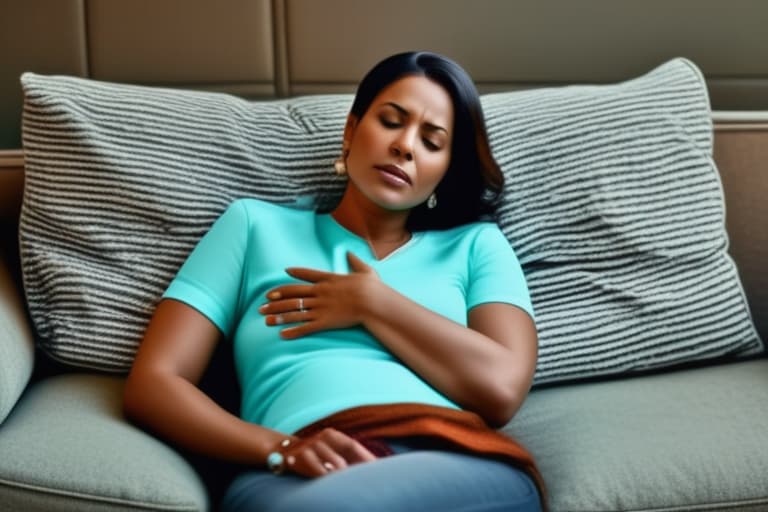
[
  {"x1": 348, "y1": 126, "x2": 381, "y2": 162},
  {"x1": 422, "y1": 153, "x2": 451, "y2": 184}
]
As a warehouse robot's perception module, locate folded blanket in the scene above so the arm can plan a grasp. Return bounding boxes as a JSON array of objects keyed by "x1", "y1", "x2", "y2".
[{"x1": 295, "y1": 403, "x2": 547, "y2": 509}]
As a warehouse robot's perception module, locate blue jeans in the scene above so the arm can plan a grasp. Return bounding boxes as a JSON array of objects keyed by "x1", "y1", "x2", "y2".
[{"x1": 221, "y1": 439, "x2": 542, "y2": 512}]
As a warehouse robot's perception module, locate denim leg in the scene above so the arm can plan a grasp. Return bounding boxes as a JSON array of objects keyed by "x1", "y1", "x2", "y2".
[{"x1": 221, "y1": 441, "x2": 541, "y2": 512}]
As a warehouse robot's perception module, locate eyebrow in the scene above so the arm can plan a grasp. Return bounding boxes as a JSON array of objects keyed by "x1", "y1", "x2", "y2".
[{"x1": 383, "y1": 102, "x2": 449, "y2": 134}]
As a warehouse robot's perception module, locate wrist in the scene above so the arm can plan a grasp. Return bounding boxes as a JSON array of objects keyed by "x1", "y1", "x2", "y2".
[
  {"x1": 265, "y1": 438, "x2": 294, "y2": 474},
  {"x1": 240, "y1": 420, "x2": 296, "y2": 469}
]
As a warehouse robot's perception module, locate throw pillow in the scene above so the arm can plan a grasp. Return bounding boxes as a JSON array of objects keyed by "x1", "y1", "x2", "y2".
[
  {"x1": 19, "y1": 58, "x2": 762, "y2": 381},
  {"x1": 21, "y1": 78, "x2": 349, "y2": 370},
  {"x1": 485, "y1": 59, "x2": 763, "y2": 383}
]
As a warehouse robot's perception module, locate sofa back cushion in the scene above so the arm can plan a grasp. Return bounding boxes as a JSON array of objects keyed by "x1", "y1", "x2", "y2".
[{"x1": 19, "y1": 58, "x2": 762, "y2": 382}]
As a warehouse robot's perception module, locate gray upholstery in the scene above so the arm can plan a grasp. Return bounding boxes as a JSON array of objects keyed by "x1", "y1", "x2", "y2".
[
  {"x1": 506, "y1": 359, "x2": 768, "y2": 511},
  {"x1": 1, "y1": 112, "x2": 767, "y2": 512},
  {"x1": 0, "y1": 374, "x2": 207, "y2": 512},
  {"x1": 0, "y1": 256, "x2": 34, "y2": 424},
  {"x1": 2, "y1": 118, "x2": 765, "y2": 511}
]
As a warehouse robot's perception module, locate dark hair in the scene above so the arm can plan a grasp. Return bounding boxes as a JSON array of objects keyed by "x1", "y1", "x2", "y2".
[{"x1": 349, "y1": 51, "x2": 504, "y2": 231}]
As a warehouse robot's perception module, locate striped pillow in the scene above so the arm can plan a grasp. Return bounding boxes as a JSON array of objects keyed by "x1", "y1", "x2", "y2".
[
  {"x1": 486, "y1": 59, "x2": 763, "y2": 383},
  {"x1": 20, "y1": 58, "x2": 762, "y2": 381}
]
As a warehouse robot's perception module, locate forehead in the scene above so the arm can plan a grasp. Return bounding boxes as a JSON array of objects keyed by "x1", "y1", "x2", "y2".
[{"x1": 372, "y1": 75, "x2": 454, "y2": 125}]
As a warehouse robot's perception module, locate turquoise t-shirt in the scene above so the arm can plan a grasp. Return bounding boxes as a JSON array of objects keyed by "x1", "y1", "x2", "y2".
[{"x1": 163, "y1": 198, "x2": 533, "y2": 434}]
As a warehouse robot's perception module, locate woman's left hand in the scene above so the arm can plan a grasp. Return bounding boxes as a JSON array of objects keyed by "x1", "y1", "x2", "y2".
[{"x1": 259, "y1": 252, "x2": 381, "y2": 339}]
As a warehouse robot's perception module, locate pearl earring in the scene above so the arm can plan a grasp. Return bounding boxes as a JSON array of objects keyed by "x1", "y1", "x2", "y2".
[
  {"x1": 427, "y1": 193, "x2": 437, "y2": 209},
  {"x1": 334, "y1": 158, "x2": 347, "y2": 175},
  {"x1": 334, "y1": 142, "x2": 349, "y2": 176}
]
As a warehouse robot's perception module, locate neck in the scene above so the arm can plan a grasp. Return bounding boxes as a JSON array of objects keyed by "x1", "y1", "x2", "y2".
[{"x1": 331, "y1": 187, "x2": 412, "y2": 260}]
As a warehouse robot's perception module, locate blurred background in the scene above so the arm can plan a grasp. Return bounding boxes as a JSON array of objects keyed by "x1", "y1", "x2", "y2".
[{"x1": 1, "y1": 0, "x2": 767, "y2": 150}]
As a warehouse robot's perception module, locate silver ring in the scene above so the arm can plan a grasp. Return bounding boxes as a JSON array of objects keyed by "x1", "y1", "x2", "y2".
[
  {"x1": 298, "y1": 297, "x2": 306, "y2": 312},
  {"x1": 322, "y1": 461, "x2": 335, "y2": 471}
]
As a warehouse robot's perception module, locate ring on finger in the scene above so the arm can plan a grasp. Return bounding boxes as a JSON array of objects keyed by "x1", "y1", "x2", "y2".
[{"x1": 298, "y1": 297, "x2": 306, "y2": 313}]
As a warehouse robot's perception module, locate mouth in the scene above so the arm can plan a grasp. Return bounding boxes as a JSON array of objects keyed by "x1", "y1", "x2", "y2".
[{"x1": 374, "y1": 164, "x2": 412, "y2": 185}]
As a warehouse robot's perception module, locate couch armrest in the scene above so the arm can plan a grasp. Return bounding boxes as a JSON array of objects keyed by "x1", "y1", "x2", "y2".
[
  {"x1": 0, "y1": 253, "x2": 34, "y2": 424},
  {"x1": 0, "y1": 149, "x2": 32, "y2": 423}
]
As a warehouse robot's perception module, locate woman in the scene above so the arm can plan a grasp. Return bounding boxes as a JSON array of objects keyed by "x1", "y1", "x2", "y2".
[{"x1": 124, "y1": 51, "x2": 543, "y2": 511}]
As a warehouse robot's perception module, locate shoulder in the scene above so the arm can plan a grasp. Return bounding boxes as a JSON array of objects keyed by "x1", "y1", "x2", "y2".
[
  {"x1": 229, "y1": 197, "x2": 303, "y2": 215},
  {"x1": 424, "y1": 221, "x2": 508, "y2": 247},
  {"x1": 224, "y1": 197, "x2": 312, "y2": 225},
  {"x1": 414, "y1": 223, "x2": 515, "y2": 267}
]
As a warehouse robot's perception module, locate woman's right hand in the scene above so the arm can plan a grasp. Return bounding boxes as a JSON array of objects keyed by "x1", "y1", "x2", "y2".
[{"x1": 278, "y1": 428, "x2": 377, "y2": 477}]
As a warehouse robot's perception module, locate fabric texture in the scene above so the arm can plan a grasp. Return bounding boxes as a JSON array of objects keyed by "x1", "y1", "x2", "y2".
[
  {"x1": 0, "y1": 374, "x2": 207, "y2": 511},
  {"x1": 0, "y1": 258, "x2": 35, "y2": 424},
  {"x1": 292, "y1": 402, "x2": 546, "y2": 504},
  {"x1": 20, "y1": 76, "x2": 351, "y2": 371},
  {"x1": 19, "y1": 58, "x2": 762, "y2": 381},
  {"x1": 485, "y1": 58, "x2": 763, "y2": 382},
  {"x1": 162, "y1": 198, "x2": 532, "y2": 434},
  {"x1": 506, "y1": 358, "x2": 768, "y2": 511}
]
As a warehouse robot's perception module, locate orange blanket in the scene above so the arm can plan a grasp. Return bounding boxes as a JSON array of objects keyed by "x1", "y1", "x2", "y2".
[{"x1": 295, "y1": 403, "x2": 546, "y2": 509}]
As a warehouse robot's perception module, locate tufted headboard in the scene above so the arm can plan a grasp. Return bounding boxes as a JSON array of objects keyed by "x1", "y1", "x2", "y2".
[{"x1": 2, "y1": 0, "x2": 768, "y2": 149}]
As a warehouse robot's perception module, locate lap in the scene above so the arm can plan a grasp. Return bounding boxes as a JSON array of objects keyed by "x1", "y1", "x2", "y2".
[{"x1": 221, "y1": 440, "x2": 541, "y2": 512}]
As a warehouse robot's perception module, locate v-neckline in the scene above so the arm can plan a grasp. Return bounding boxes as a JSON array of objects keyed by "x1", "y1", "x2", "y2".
[{"x1": 318, "y1": 213, "x2": 422, "y2": 262}]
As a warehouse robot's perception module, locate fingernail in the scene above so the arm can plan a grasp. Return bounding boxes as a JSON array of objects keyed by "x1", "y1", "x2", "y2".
[
  {"x1": 268, "y1": 291, "x2": 281, "y2": 300},
  {"x1": 258, "y1": 304, "x2": 267, "y2": 313}
]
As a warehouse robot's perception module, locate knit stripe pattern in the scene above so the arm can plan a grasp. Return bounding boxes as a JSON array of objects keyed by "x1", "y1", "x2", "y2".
[{"x1": 19, "y1": 58, "x2": 762, "y2": 380}]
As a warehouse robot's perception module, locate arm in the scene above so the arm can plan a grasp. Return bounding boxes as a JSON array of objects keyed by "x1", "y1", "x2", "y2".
[
  {"x1": 363, "y1": 288, "x2": 537, "y2": 428},
  {"x1": 123, "y1": 299, "x2": 286, "y2": 465},
  {"x1": 125, "y1": 202, "x2": 376, "y2": 476},
  {"x1": 264, "y1": 252, "x2": 538, "y2": 427},
  {"x1": 124, "y1": 298, "x2": 376, "y2": 475}
]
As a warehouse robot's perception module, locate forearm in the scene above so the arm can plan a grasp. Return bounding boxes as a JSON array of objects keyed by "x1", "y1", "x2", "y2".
[
  {"x1": 123, "y1": 370, "x2": 289, "y2": 466},
  {"x1": 362, "y1": 285, "x2": 532, "y2": 426},
  {"x1": 268, "y1": 255, "x2": 537, "y2": 426}
]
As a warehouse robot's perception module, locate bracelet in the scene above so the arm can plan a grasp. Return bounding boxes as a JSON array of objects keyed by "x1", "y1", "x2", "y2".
[{"x1": 266, "y1": 438, "x2": 292, "y2": 475}]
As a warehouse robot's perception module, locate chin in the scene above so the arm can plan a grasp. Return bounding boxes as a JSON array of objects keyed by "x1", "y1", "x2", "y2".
[
  {"x1": 373, "y1": 198, "x2": 419, "y2": 213},
  {"x1": 353, "y1": 183, "x2": 423, "y2": 212},
  {"x1": 362, "y1": 193, "x2": 414, "y2": 212}
]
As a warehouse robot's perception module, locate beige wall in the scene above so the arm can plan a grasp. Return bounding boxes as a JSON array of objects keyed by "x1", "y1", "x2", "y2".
[{"x1": 2, "y1": 0, "x2": 767, "y2": 149}]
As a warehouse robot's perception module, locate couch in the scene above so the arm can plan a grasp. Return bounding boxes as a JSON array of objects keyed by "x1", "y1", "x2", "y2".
[{"x1": 2, "y1": 4, "x2": 768, "y2": 512}]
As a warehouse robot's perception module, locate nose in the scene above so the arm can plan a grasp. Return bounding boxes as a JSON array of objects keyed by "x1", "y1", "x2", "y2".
[{"x1": 390, "y1": 132, "x2": 414, "y2": 161}]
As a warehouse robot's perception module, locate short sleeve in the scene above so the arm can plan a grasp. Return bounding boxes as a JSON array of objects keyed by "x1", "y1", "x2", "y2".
[
  {"x1": 466, "y1": 225, "x2": 535, "y2": 319},
  {"x1": 162, "y1": 200, "x2": 250, "y2": 336}
]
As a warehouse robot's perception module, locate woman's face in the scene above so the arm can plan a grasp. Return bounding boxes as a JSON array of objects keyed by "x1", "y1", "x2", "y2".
[{"x1": 344, "y1": 75, "x2": 454, "y2": 212}]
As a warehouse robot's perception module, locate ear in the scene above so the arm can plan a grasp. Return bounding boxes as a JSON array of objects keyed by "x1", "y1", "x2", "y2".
[{"x1": 342, "y1": 114, "x2": 358, "y2": 148}]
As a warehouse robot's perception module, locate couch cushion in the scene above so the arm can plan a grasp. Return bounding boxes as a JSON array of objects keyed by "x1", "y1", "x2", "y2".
[
  {"x1": 505, "y1": 359, "x2": 768, "y2": 511},
  {"x1": 0, "y1": 374, "x2": 207, "y2": 511},
  {"x1": 19, "y1": 58, "x2": 762, "y2": 380}
]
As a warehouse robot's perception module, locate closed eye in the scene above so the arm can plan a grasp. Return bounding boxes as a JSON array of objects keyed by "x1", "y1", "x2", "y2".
[
  {"x1": 379, "y1": 110, "x2": 445, "y2": 151},
  {"x1": 380, "y1": 117, "x2": 401, "y2": 128}
]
